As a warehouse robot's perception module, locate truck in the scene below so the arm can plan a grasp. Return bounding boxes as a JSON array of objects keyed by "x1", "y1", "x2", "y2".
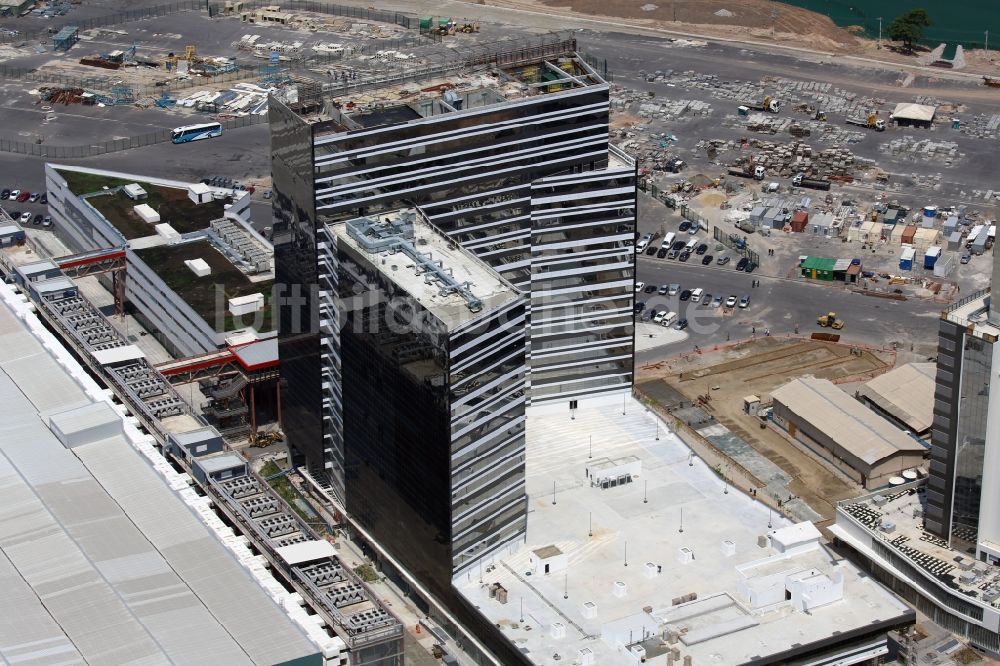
[
  {"x1": 845, "y1": 112, "x2": 886, "y2": 131},
  {"x1": 741, "y1": 95, "x2": 780, "y2": 114},
  {"x1": 728, "y1": 163, "x2": 765, "y2": 180},
  {"x1": 792, "y1": 173, "x2": 831, "y2": 191}
]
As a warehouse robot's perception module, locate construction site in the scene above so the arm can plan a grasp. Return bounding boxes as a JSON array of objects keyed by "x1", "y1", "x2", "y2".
[
  {"x1": 0, "y1": 2, "x2": 500, "y2": 121},
  {"x1": 636, "y1": 336, "x2": 899, "y2": 529}
]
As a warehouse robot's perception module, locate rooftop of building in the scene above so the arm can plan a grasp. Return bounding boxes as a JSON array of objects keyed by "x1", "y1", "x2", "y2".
[
  {"x1": 835, "y1": 483, "x2": 1000, "y2": 610},
  {"x1": 293, "y1": 45, "x2": 605, "y2": 133},
  {"x1": 133, "y1": 239, "x2": 274, "y2": 333},
  {"x1": 54, "y1": 167, "x2": 232, "y2": 241},
  {"x1": 0, "y1": 287, "x2": 319, "y2": 665},
  {"x1": 456, "y1": 396, "x2": 912, "y2": 666},
  {"x1": 771, "y1": 377, "x2": 926, "y2": 466},
  {"x1": 943, "y1": 289, "x2": 1000, "y2": 341},
  {"x1": 858, "y1": 362, "x2": 936, "y2": 434},
  {"x1": 328, "y1": 208, "x2": 520, "y2": 327}
]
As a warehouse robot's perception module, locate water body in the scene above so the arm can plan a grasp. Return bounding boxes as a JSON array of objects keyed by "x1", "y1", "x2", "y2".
[{"x1": 775, "y1": 0, "x2": 998, "y2": 48}]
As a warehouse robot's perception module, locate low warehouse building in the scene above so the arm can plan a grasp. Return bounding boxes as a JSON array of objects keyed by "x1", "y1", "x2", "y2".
[
  {"x1": 890, "y1": 102, "x2": 936, "y2": 128},
  {"x1": 771, "y1": 377, "x2": 926, "y2": 489},
  {"x1": 856, "y1": 362, "x2": 935, "y2": 437}
]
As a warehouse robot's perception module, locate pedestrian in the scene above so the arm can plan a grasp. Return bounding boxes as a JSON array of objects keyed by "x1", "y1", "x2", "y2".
[{"x1": 752, "y1": 326, "x2": 756, "y2": 335}]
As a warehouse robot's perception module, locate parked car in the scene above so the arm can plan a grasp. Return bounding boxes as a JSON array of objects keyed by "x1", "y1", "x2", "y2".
[
  {"x1": 658, "y1": 284, "x2": 669, "y2": 295},
  {"x1": 675, "y1": 318, "x2": 688, "y2": 330},
  {"x1": 678, "y1": 221, "x2": 691, "y2": 232},
  {"x1": 738, "y1": 295, "x2": 751, "y2": 308},
  {"x1": 745, "y1": 262, "x2": 756, "y2": 274},
  {"x1": 8, "y1": 189, "x2": 20, "y2": 199},
  {"x1": 0, "y1": 189, "x2": 9, "y2": 200},
  {"x1": 39, "y1": 192, "x2": 47, "y2": 204},
  {"x1": 634, "y1": 301, "x2": 646, "y2": 313},
  {"x1": 725, "y1": 295, "x2": 738, "y2": 308},
  {"x1": 263, "y1": 189, "x2": 273, "y2": 199},
  {"x1": 687, "y1": 224, "x2": 699, "y2": 235},
  {"x1": 679, "y1": 289, "x2": 692, "y2": 301},
  {"x1": 644, "y1": 284, "x2": 657, "y2": 293},
  {"x1": 653, "y1": 310, "x2": 668, "y2": 324},
  {"x1": 672, "y1": 240, "x2": 686, "y2": 251},
  {"x1": 635, "y1": 281, "x2": 645, "y2": 292},
  {"x1": 646, "y1": 245, "x2": 658, "y2": 255},
  {"x1": 18, "y1": 212, "x2": 31, "y2": 223},
  {"x1": 16, "y1": 191, "x2": 30, "y2": 203},
  {"x1": 736, "y1": 257, "x2": 749, "y2": 271},
  {"x1": 701, "y1": 254, "x2": 713, "y2": 265},
  {"x1": 678, "y1": 251, "x2": 691, "y2": 262},
  {"x1": 656, "y1": 247, "x2": 668, "y2": 258},
  {"x1": 701, "y1": 293, "x2": 712, "y2": 305},
  {"x1": 32, "y1": 214, "x2": 43, "y2": 225},
  {"x1": 659, "y1": 311, "x2": 678, "y2": 327},
  {"x1": 28, "y1": 192, "x2": 39, "y2": 203},
  {"x1": 42, "y1": 215, "x2": 52, "y2": 227},
  {"x1": 667, "y1": 284, "x2": 680, "y2": 296},
  {"x1": 717, "y1": 256, "x2": 730, "y2": 266},
  {"x1": 712, "y1": 296, "x2": 722, "y2": 308},
  {"x1": 667, "y1": 249, "x2": 679, "y2": 260},
  {"x1": 961, "y1": 254, "x2": 971, "y2": 264},
  {"x1": 695, "y1": 243, "x2": 708, "y2": 255}
]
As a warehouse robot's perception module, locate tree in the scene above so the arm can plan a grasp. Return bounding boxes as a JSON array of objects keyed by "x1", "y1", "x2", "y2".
[{"x1": 886, "y1": 9, "x2": 932, "y2": 51}]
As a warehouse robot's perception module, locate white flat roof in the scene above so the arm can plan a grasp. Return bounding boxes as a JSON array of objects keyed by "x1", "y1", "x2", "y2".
[
  {"x1": 0, "y1": 287, "x2": 318, "y2": 665},
  {"x1": 457, "y1": 397, "x2": 912, "y2": 665},
  {"x1": 277, "y1": 540, "x2": 338, "y2": 566},
  {"x1": 188, "y1": 182, "x2": 211, "y2": 194},
  {"x1": 92, "y1": 344, "x2": 146, "y2": 365},
  {"x1": 330, "y1": 209, "x2": 520, "y2": 328}
]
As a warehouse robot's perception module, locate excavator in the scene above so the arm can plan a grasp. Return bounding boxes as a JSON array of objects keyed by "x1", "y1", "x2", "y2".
[{"x1": 817, "y1": 312, "x2": 845, "y2": 329}]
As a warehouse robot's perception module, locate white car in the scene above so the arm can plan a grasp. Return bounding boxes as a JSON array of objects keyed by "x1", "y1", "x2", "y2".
[
  {"x1": 19, "y1": 212, "x2": 30, "y2": 223},
  {"x1": 9, "y1": 189, "x2": 20, "y2": 199},
  {"x1": 653, "y1": 310, "x2": 668, "y2": 324},
  {"x1": 635, "y1": 281, "x2": 645, "y2": 292},
  {"x1": 659, "y1": 311, "x2": 677, "y2": 327},
  {"x1": 725, "y1": 295, "x2": 738, "y2": 308}
]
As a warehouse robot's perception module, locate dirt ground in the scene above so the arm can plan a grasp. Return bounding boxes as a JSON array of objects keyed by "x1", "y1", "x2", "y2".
[
  {"x1": 639, "y1": 337, "x2": 897, "y2": 525},
  {"x1": 484, "y1": 0, "x2": 1000, "y2": 76}
]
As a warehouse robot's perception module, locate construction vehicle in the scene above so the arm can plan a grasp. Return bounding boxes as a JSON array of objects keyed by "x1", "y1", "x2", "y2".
[
  {"x1": 845, "y1": 112, "x2": 886, "y2": 131},
  {"x1": 728, "y1": 164, "x2": 766, "y2": 180},
  {"x1": 252, "y1": 430, "x2": 284, "y2": 447},
  {"x1": 984, "y1": 76, "x2": 1000, "y2": 88},
  {"x1": 741, "y1": 95, "x2": 781, "y2": 114},
  {"x1": 817, "y1": 312, "x2": 845, "y2": 329},
  {"x1": 792, "y1": 173, "x2": 831, "y2": 191}
]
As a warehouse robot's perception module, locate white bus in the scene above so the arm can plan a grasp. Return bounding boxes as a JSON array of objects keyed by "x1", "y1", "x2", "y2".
[{"x1": 171, "y1": 122, "x2": 223, "y2": 144}]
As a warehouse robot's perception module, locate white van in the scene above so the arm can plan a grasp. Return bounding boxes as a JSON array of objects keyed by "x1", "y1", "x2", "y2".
[
  {"x1": 690, "y1": 288, "x2": 704, "y2": 302},
  {"x1": 661, "y1": 231, "x2": 676, "y2": 249},
  {"x1": 659, "y1": 311, "x2": 678, "y2": 327},
  {"x1": 685, "y1": 238, "x2": 697, "y2": 252}
]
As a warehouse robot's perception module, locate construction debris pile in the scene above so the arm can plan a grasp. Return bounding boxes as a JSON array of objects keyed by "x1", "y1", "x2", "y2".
[
  {"x1": 731, "y1": 139, "x2": 873, "y2": 180},
  {"x1": 879, "y1": 136, "x2": 961, "y2": 166},
  {"x1": 176, "y1": 83, "x2": 272, "y2": 116}
]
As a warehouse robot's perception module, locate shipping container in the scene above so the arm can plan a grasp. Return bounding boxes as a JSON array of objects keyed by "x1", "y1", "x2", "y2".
[
  {"x1": 899, "y1": 246, "x2": 916, "y2": 270},
  {"x1": 923, "y1": 246, "x2": 941, "y2": 269}
]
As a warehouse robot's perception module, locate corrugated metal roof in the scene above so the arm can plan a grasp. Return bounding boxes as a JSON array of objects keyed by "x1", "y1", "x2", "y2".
[
  {"x1": 891, "y1": 102, "x2": 936, "y2": 122},
  {"x1": 800, "y1": 256, "x2": 836, "y2": 271},
  {"x1": 858, "y1": 363, "x2": 935, "y2": 433},
  {"x1": 772, "y1": 377, "x2": 926, "y2": 466},
  {"x1": 0, "y1": 298, "x2": 319, "y2": 666}
]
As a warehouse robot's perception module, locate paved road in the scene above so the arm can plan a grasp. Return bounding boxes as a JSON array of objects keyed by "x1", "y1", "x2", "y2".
[{"x1": 634, "y1": 250, "x2": 943, "y2": 364}]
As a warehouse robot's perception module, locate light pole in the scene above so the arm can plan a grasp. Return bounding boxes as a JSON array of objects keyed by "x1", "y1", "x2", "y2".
[
  {"x1": 768, "y1": 505, "x2": 773, "y2": 529},
  {"x1": 679, "y1": 507, "x2": 683, "y2": 533},
  {"x1": 877, "y1": 17, "x2": 883, "y2": 49},
  {"x1": 987, "y1": 30, "x2": 991, "y2": 53}
]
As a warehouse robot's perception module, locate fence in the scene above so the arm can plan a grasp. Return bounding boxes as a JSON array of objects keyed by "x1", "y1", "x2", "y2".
[
  {"x1": 0, "y1": 1, "x2": 203, "y2": 44},
  {"x1": 712, "y1": 225, "x2": 760, "y2": 268},
  {"x1": 207, "y1": 0, "x2": 418, "y2": 29},
  {"x1": 0, "y1": 113, "x2": 265, "y2": 158}
]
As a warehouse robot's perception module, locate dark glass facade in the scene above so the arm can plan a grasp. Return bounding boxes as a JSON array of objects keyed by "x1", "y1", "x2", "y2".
[
  {"x1": 330, "y1": 220, "x2": 527, "y2": 603},
  {"x1": 927, "y1": 312, "x2": 995, "y2": 547}
]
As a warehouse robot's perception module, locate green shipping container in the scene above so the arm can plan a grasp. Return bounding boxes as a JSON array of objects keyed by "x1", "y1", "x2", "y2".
[{"x1": 420, "y1": 16, "x2": 432, "y2": 29}]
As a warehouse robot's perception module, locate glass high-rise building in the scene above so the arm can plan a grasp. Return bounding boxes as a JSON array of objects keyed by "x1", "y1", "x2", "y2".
[
  {"x1": 270, "y1": 41, "x2": 636, "y2": 663},
  {"x1": 926, "y1": 250, "x2": 1000, "y2": 560},
  {"x1": 270, "y1": 41, "x2": 635, "y2": 499}
]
